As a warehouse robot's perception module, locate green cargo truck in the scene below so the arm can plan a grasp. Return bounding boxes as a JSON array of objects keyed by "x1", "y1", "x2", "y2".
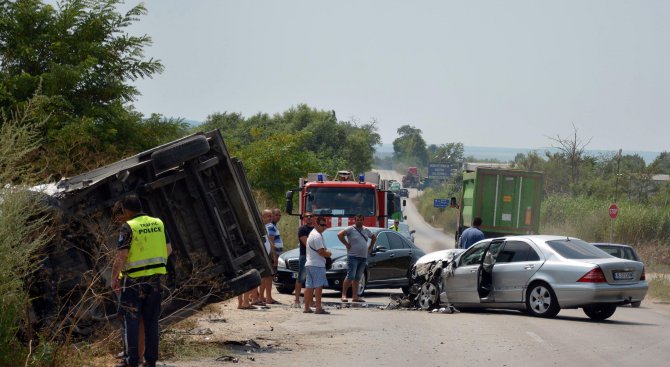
[{"x1": 456, "y1": 167, "x2": 543, "y2": 241}]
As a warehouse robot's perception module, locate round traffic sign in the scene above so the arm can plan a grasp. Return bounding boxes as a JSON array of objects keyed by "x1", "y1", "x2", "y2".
[{"x1": 609, "y1": 203, "x2": 619, "y2": 219}]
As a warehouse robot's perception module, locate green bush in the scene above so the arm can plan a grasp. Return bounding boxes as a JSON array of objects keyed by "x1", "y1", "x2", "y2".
[
  {"x1": 0, "y1": 100, "x2": 51, "y2": 366},
  {"x1": 541, "y1": 195, "x2": 670, "y2": 245},
  {"x1": 415, "y1": 187, "x2": 459, "y2": 233},
  {"x1": 417, "y1": 185, "x2": 670, "y2": 249}
]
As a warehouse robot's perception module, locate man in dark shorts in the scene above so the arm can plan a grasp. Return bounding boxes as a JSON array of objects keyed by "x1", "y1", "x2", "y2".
[{"x1": 337, "y1": 214, "x2": 376, "y2": 302}]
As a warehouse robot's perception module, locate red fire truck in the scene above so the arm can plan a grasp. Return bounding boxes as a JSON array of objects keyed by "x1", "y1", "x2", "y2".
[{"x1": 285, "y1": 171, "x2": 394, "y2": 228}]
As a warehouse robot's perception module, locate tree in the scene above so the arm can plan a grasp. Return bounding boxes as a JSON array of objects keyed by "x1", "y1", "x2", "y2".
[
  {"x1": 236, "y1": 132, "x2": 319, "y2": 202},
  {"x1": 336, "y1": 119, "x2": 381, "y2": 175},
  {"x1": 430, "y1": 142, "x2": 464, "y2": 167},
  {"x1": 650, "y1": 152, "x2": 670, "y2": 174},
  {"x1": 393, "y1": 124, "x2": 428, "y2": 166},
  {"x1": 547, "y1": 124, "x2": 592, "y2": 194},
  {"x1": 0, "y1": 0, "x2": 164, "y2": 176},
  {"x1": 200, "y1": 104, "x2": 381, "y2": 181},
  {"x1": 513, "y1": 151, "x2": 544, "y2": 171}
]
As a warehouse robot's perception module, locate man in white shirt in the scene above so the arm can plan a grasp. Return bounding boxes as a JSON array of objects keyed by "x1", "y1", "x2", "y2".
[{"x1": 304, "y1": 217, "x2": 332, "y2": 314}]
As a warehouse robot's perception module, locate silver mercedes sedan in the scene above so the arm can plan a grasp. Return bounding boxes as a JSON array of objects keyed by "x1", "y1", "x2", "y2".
[{"x1": 410, "y1": 235, "x2": 648, "y2": 320}]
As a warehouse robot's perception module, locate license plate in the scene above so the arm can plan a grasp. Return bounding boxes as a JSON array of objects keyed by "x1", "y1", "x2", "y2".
[{"x1": 613, "y1": 271, "x2": 634, "y2": 280}]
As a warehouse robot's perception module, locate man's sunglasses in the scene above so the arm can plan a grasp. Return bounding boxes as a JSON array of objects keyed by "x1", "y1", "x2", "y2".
[
  {"x1": 318, "y1": 222, "x2": 327, "y2": 226},
  {"x1": 304, "y1": 215, "x2": 312, "y2": 218}
]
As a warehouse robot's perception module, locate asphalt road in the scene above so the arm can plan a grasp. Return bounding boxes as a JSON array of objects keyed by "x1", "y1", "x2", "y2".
[
  {"x1": 171, "y1": 287, "x2": 670, "y2": 367},
  {"x1": 166, "y1": 169, "x2": 670, "y2": 367},
  {"x1": 376, "y1": 169, "x2": 455, "y2": 252}
]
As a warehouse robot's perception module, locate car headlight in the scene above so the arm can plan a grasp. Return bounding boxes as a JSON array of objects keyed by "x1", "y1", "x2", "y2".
[
  {"x1": 277, "y1": 257, "x2": 286, "y2": 269},
  {"x1": 332, "y1": 258, "x2": 348, "y2": 270}
]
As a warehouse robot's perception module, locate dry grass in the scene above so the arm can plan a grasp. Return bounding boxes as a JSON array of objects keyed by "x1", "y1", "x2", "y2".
[
  {"x1": 648, "y1": 274, "x2": 670, "y2": 302},
  {"x1": 637, "y1": 243, "x2": 670, "y2": 302}
]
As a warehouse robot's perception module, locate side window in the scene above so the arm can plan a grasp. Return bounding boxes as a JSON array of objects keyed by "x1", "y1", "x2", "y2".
[
  {"x1": 375, "y1": 233, "x2": 390, "y2": 249},
  {"x1": 497, "y1": 241, "x2": 540, "y2": 263},
  {"x1": 460, "y1": 242, "x2": 489, "y2": 266},
  {"x1": 621, "y1": 248, "x2": 631, "y2": 260},
  {"x1": 387, "y1": 232, "x2": 406, "y2": 250}
]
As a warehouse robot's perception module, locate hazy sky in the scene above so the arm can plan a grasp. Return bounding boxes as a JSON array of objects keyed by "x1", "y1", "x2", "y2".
[{"x1": 120, "y1": 0, "x2": 668, "y2": 152}]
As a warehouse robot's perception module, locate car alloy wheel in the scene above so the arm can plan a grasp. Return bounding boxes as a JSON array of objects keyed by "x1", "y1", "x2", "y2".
[
  {"x1": 418, "y1": 281, "x2": 439, "y2": 310},
  {"x1": 526, "y1": 282, "x2": 560, "y2": 318}
]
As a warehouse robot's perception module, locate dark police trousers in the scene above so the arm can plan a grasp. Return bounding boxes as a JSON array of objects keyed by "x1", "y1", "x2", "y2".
[{"x1": 120, "y1": 275, "x2": 162, "y2": 367}]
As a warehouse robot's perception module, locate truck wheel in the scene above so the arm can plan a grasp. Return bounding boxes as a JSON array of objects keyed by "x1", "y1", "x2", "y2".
[{"x1": 151, "y1": 135, "x2": 210, "y2": 173}]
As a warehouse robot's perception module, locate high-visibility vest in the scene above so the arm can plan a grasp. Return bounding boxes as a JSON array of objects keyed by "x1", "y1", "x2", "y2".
[
  {"x1": 124, "y1": 215, "x2": 168, "y2": 278},
  {"x1": 389, "y1": 225, "x2": 399, "y2": 232}
]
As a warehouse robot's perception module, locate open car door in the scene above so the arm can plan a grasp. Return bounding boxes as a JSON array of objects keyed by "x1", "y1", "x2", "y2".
[{"x1": 477, "y1": 240, "x2": 504, "y2": 301}]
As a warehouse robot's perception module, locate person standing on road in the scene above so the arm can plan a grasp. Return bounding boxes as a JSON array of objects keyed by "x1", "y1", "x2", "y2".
[
  {"x1": 389, "y1": 219, "x2": 400, "y2": 232},
  {"x1": 304, "y1": 216, "x2": 332, "y2": 314},
  {"x1": 260, "y1": 209, "x2": 279, "y2": 304},
  {"x1": 337, "y1": 214, "x2": 376, "y2": 303},
  {"x1": 269, "y1": 208, "x2": 284, "y2": 258},
  {"x1": 111, "y1": 195, "x2": 172, "y2": 367},
  {"x1": 112, "y1": 200, "x2": 145, "y2": 365},
  {"x1": 458, "y1": 217, "x2": 485, "y2": 249},
  {"x1": 293, "y1": 212, "x2": 315, "y2": 307}
]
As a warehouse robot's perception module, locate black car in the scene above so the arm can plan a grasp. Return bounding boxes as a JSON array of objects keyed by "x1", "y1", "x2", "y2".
[
  {"x1": 399, "y1": 188, "x2": 409, "y2": 198},
  {"x1": 592, "y1": 243, "x2": 644, "y2": 307},
  {"x1": 274, "y1": 227, "x2": 426, "y2": 297}
]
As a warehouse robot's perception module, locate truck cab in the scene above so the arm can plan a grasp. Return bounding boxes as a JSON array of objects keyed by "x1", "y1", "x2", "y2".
[{"x1": 286, "y1": 172, "x2": 394, "y2": 228}]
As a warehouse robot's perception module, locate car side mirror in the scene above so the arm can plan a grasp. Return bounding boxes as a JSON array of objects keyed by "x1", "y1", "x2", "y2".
[
  {"x1": 410, "y1": 230, "x2": 416, "y2": 234},
  {"x1": 285, "y1": 191, "x2": 294, "y2": 215}
]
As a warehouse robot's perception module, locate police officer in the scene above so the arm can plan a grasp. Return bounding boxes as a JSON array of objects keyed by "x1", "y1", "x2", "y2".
[
  {"x1": 111, "y1": 195, "x2": 172, "y2": 367},
  {"x1": 389, "y1": 219, "x2": 400, "y2": 232}
]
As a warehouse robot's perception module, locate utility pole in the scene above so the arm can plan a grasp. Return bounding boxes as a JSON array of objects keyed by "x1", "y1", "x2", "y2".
[{"x1": 610, "y1": 148, "x2": 622, "y2": 242}]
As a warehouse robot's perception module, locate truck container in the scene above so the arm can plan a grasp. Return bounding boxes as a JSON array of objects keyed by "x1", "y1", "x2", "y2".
[{"x1": 456, "y1": 167, "x2": 543, "y2": 241}]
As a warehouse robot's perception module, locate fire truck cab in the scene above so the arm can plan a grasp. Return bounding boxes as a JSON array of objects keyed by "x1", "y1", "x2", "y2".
[{"x1": 285, "y1": 171, "x2": 394, "y2": 228}]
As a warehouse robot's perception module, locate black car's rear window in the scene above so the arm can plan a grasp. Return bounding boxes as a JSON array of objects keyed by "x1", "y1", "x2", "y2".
[{"x1": 546, "y1": 238, "x2": 611, "y2": 259}]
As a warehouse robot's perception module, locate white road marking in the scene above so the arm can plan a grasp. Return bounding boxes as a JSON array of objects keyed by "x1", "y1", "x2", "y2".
[{"x1": 526, "y1": 331, "x2": 545, "y2": 343}]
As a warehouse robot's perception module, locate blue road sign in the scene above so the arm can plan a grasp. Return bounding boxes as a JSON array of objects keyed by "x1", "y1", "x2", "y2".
[
  {"x1": 428, "y1": 163, "x2": 451, "y2": 179},
  {"x1": 434, "y1": 198, "x2": 449, "y2": 208}
]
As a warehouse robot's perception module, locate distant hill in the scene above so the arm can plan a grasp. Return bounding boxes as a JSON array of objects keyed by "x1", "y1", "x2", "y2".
[{"x1": 374, "y1": 144, "x2": 660, "y2": 164}]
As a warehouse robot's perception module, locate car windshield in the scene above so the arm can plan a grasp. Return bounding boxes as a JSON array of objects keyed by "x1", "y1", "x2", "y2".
[
  {"x1": 547, "y1": 238, "x2": 611, "y2": 259},
  {"x1": 306, "y1": 187, "x2": 375, "y2": 216},
  {"x1": 321, "y1": 229, "x2": 348, "y2": 250}
]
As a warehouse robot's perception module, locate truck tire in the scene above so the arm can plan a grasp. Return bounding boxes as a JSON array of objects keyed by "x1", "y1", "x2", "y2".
[{"x1": 151, "y1": 135, "x2": 210, "y2": 173}]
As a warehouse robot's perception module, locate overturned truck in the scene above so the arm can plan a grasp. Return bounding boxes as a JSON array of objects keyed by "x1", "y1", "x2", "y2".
[{"x1": 30, "y1": 130, "x2": 272, "y2": 336}]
